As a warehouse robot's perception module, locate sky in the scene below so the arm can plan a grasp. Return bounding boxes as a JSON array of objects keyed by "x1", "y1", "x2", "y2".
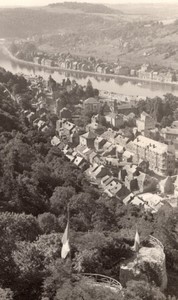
[{"x1": 0, "y1": 0, "x2": 177, "y2": 7}]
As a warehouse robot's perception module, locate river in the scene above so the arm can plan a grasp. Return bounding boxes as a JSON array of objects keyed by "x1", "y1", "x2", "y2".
[{"x1": 1, "y1": 49, "x2": 178, "y2": 98}]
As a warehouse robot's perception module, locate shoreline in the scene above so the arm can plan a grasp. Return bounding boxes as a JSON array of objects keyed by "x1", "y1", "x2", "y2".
[{"x1": 2, "y1": 45, "x2": 178, "y2": 87}]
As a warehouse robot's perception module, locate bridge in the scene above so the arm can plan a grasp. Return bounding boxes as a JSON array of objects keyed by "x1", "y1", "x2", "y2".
[{"x1": 82, "y1": 273, "x2": 122, "y2": 292}]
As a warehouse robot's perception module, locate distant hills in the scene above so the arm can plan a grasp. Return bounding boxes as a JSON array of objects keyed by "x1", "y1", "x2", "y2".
[{"x1": 48, "y1": 2, "x2": 122, "y2": 14}]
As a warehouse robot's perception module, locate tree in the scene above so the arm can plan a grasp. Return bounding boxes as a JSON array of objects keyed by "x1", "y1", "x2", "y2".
[
  {"x1": 38, "y1": 213, "x2": 59, "y2": 234},
  {"x1": 0, "y1": 288, "x2": 13, "y2": 300},
  {"x1": 0, "y1": 212, "x2": 41, "y2": 242},
  {"x1": 50, "y1": 186, "x2": 75, "y2": 215},
  {"x1": 85, "y1": 80, "x2": 95, "y2": 98},
  {"x1": 55, "y1": 278, "x2": 123, "y2": 300},
  {"x1": 124, "y1": 280, "x2": 166, "y2": 300}
]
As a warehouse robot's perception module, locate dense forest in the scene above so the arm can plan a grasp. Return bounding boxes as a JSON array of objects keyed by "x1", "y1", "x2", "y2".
[{"x1": 0, "y1": 67, "x2": 178, "y2": 299}]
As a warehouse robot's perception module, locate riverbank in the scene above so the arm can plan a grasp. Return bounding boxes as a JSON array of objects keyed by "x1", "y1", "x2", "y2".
[{"x1": 2, "y1": 46, "x2": 178, "y2": 87}]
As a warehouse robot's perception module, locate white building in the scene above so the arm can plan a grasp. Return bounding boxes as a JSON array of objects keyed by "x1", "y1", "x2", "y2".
[{"x1": 126, "y1": 135, "x2": 175, "y2": 176}]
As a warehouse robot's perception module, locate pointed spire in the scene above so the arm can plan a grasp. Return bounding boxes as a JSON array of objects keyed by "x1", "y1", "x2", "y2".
[
  {"x1": 131, "y1": 226, "x2": 140, "y2": 252},
  {"x1": 61, "y1": 204, "x2": 70, "y2": 259}
]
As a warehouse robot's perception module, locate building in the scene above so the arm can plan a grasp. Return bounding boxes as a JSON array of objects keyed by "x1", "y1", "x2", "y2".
[
  {"x1": 105, "y1": 113, "x2": 124, "y2": 129},
  {"x1": 83, "y1": 97, "x2": 101, "y2": 114},
  {"x1": 59, "y1": 108, "x2": 72, "y2": 120},
  {"x1": 159, "y1": 176, "x2": 174, "y2": 194},
  {"x1": 86, "y1": 122, "x2": 105, "y2": 135},
  {"x1": 33, "y1": 57, "x2": 41, "y2": 64},
  {"x1": 123, "y1": 192, "x2": 164, "y2": 213},
  {"x1": 136, "y1": 172, "x2": 158, "y2": 193},
  {"x1": 79, "y1": 131, "x2": 96, "y2": 149},
  {"x1": 136, "y1": 112, "x2": 156, "y2": 136},
  {"x1": 94, "y1": 136, "x2": 107, "y2": 151},
  {"x1": 56, "y1": 119, "x2": 76, "y2": 141},
  {"x1": 117, "y1": 104, "x2": 134, "y2": 115},
  {"x1": 161, "y1": 127, "x2": 178, "y2": 142},
  {"x1": 114, "y1": 66, "x2": 130, "y2": 76},
  {"x1": 128, "y1": 135, "x2": 175, "y2": 176}
]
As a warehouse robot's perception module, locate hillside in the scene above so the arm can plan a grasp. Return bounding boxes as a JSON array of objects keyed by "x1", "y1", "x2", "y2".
[
  {"x1": 1, "y1": 3, "x2": 178, "y2": 69},
  {"x1": 0, "y1": 6, "x2": 122, "y2": 38},
  {"x1": 48, "y1": 2, "x2": 122, "y2": 15}
]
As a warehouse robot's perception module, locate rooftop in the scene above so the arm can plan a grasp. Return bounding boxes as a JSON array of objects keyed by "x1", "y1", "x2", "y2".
[
  {"x1": 81, "y1": 131, "x2": 97, "y2": 140},
  {"x1": 84, "y1": 97, "x2": 99, "y2": 104},
  {"x1": 133, "y1": 135, "x2": 174, "y2": 154}
]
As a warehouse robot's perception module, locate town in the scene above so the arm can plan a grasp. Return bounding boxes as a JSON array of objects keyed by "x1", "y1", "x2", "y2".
[
  {"x1": 21, "y1": 74, "x2": 178, "y2": 214},
  {"x1": 8, "y1": 40, "x2": 178, "y2": 84}
]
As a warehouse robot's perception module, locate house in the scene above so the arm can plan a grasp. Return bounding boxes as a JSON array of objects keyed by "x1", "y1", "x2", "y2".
[
  {"x1": 37, "y1": 120, "x2": 46, "y2": 130},
  {"x1": 121, "y1": 164, "x2": 140, "y2": 191},
  {"x1": 56, "y1": 120, "x2": 76, "y2": 139},
  {"x1": 73, "y1": 156, "x2": 86, "y2": 168},
  {"x1": 36, "y1": 107, "x2": 47, "y2": 117},
  {"x1": 51, "y1": 136, "x2": 60, "y2": 146},
  {"x1": 101, "y1": 175, "x2": 112, "y2": 186},
  {"x1": 94, "y1": 136, "x2": 106, "y2": 151},
  {"x1": 127, "y1": 135, "x2": 175, "y2": 176},
  {"x1": 159, "y1": 176, "x2": 174, "y2": 194},
  {"x1": 136, "y1": 172, "x2": 158, "y2": 193},
  {"x1": 116, "y1": 145, "x2": 125, "y2": 159},
  {"x1": 136, "y1": 111, "x2": 156, "y2": 136},
  {"x1": 138, "y1": 160, "x2": 149, "y2": 173},
  {"x1": 123, "y1": 164, "x2": 140, "y2": 177},
  {"x1": 104, "y1": 178, "x2": 129, "y2": 199},
  {"x1": 122, "y1": 150, "x2": 133, "y2": 162},
  {"x1": 92, "y1": 165, "x2": 108, "y2": 179},
  {"x1": 124, "y1": 175, "x2": 138, "y2": 192},
  {"x1": 161, "y1": 127, "x2": 178, "y2": 142},
  {"x1": 83, "y1": 97, "x2": 101, "y2": 114},
  {"x1": 55, "y1": 98, "x2": 64, "y2": 115},
  {"x1": 100, "y1": 129, "x2": 118, "y2": 143},
  {"x1": 89, "y1": 151, "x2": 98, "y2": 164},
  {"x1": 69, "y1": 131, "x2": 80, "y2": 146},
  {"x1": 88, "y1": 163, "x2": 108, "y2": 179},
  {"x1": 44, "y1": 59, "x2": 53, "y2": 67},
  {"x1": 171, "y1": 121, "x2": 178, "y2": 128},
  {"x1": 130, "y1": 69, "x2": 136, "y2": 76},
  {"x1": 123, "y1": 192, "x2": 164, "y2": 213},
  {"x1": 33, "y1": 57, "x2": 41, "y2": 64},
  {"x1": 114, "y1": 135, "x2": 130, "y2": 147},
  {"x1": 79, "y1": 131, "x2": 96, "y2": 149},
  {"x1": 117, "y1": 104, "x2": 134, "y2": 115},
  {"x1": 102, "y1": 141, "x2": 113, "y2": 152},
  {"x1": 114, "y1": 66, "x2": 130, "y2": 76},
  {"x1": 96, "y1": 65, "x2": 103, "y2": 74},
  {"x1": 41, "y1": 125, "x2": 49, "y2": 133},
  {"x1": 105, "y1": 113, "x2": 124, "y2": 129},
  {"x1": 59, "y1": 108, "x2": 72, "y2": 120},
  {"x1": 33, "y1": 118, "x2": 40, "y2": 127},
  {"x1": 27, "y1": 112, "x2": 36, "y2": 123},
  {"x1": 86, "y1": 122, "x2": 105, "y2": 135}
]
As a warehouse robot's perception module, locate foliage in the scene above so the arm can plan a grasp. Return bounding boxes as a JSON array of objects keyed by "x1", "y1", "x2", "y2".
[
  {"x1": 136, "y1": 94, "x2": 178, "y2": 126},
  {"x1": 0, "y1": 287, "x2": 13, "y2": 300}
]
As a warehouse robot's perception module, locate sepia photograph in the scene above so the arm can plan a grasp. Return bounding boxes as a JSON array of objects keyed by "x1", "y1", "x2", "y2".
[{"x1": 0, "y1": 0, "x2": 178, "y2": 299}]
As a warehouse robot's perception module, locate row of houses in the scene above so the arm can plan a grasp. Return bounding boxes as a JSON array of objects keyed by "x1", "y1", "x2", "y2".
[
  {"x1": 32, "y1": 52, "x2": 178, "y2": 83},
  {"x1": 138, "y1": 64, "x2": 176, "y2": 83}
]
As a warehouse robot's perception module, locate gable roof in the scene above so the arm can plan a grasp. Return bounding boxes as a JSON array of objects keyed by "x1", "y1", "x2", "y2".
[
  {"x1": 81, "y1": 131, "x2": 96, "y2": 140},
  {"x1": 84, "y1": 97, "x2": 99, "y2": 104},
  {"x1": 159, "y1": 176, "x2": 174, "y2": 189}
]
